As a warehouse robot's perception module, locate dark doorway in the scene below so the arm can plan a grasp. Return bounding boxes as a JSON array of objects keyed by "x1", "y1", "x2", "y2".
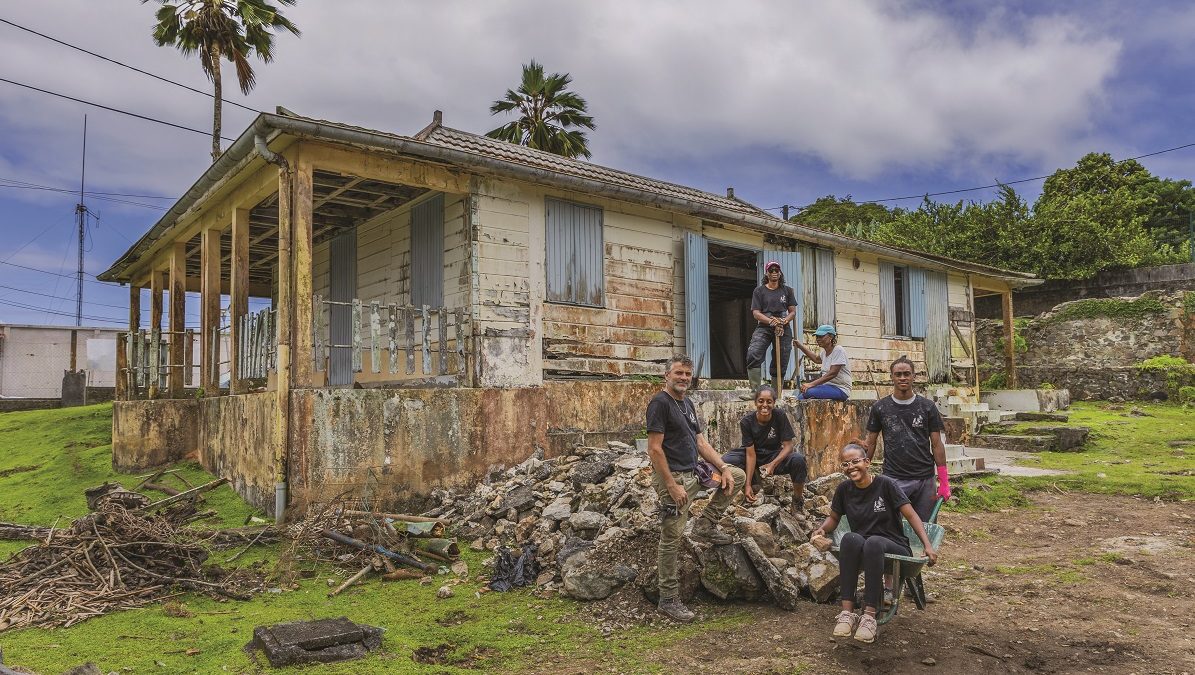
[{"x1": 707, "y1": 242, "x2": 759, "y2": 378}]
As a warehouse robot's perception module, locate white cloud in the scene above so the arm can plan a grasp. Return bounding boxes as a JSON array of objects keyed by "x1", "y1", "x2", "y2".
[{"x1": 0, "y1": 0, "x2": 1128, "y2": 194}]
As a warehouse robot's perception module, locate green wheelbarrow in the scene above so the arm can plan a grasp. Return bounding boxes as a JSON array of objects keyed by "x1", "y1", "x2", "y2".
[{"x1": 830, "y1": 499, "x2": 946, "y2": 625}]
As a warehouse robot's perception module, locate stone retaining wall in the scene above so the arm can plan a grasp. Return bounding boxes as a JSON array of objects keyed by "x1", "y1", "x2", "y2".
[{"x1": 977, "y1": 291, "x2": 1195, "y2": 400}]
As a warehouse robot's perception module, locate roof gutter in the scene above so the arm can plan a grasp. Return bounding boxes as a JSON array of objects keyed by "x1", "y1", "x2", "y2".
[{"x1": 101, "y1": 113, "x2": 1040, "y2": 287}]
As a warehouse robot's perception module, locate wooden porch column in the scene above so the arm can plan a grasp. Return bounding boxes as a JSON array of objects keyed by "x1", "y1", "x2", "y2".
[
  {"x1": 125, "y1": 285, "x2": 140, "y2": 400},
  {"x1": 149, "y1": 270, "x2": 164, "y2": 399},
  {"x1": 200, "y1": 226, "x2": 222, "y2": 392},
  {"x1": 292, "y1": 157, "x2": 314, "y2": 387},
  {"x1": 168, "y1": 241, "x2": 187, "y2": 397},
  {"x1": 229, "y1": 207, "x2": 250, "y2": 394},
  {"x1": 1002, "y1": 290, "x2": 1018, "y2": 389}
]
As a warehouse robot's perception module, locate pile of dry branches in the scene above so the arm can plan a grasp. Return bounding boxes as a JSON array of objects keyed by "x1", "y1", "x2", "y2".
[{"x1": 0, "y1": 483, "x2": 269, "y2": 632}]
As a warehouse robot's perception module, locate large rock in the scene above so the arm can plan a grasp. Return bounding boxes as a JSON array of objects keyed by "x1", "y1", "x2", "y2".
[
  {"x1": 541, "y1": 495, "x2": 574, "y2": 521},
  {"x1": 561, "y1": 556, "x2": 638, "y2": 600},
  {"x1": 699, "y1": 544, "x2": 765, "y2": 601},
  {"x1": 739, "y1": 537, "x2": 801, "y2": 610},
  {"x1": 567, "y1": 511, "x2": 611, "y2": 538},
  {"x1": 734, "y1": 517, "x2": 780, "y2": 558},
  {"x1": 792, "y1": 542, "x2": 839, "y2": 603},
  {"x1": 569, "y1": 451, "x2": 617, "y2": 487},
  {"x1": 497, "y1": 484, "x2": 537, "y2": 514}
]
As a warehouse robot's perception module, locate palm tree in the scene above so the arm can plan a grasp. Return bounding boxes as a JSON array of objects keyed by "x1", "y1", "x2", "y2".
[
  {"x1": 486, "y1": 60, "x2": 596, "y2": 160},
  {"x1": 145, "y1": 0, "x2": 300, "y2": 162}
]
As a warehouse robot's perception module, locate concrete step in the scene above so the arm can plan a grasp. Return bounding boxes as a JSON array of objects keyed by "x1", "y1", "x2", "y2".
[
  {"x1": 1024, "y1": 425, "x2": 1089, "y2": 451},
  {"x1": 947, "y1": 456, "x2": 983, "y2": 475},
  {"x1": 944, "y1": 443, "x2": 967, "y2": 460},
  {"x1": 970, "y1": 433, "x2": 1056, "y2": 453},
  {"x1": 1014, "y1": 411, "x2": 1070, "y2": 423},
  {"x1": 979, "y1": 410, "x2": 1017, "y2": 424}
]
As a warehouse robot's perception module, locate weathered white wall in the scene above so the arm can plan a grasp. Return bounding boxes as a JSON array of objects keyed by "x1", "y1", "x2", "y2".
[{"x1": 0, "y1": 325, "x2": 120, "y2": 397}]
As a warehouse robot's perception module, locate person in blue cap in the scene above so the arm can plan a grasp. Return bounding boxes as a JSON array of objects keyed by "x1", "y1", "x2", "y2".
[
  {"x1": 743, "y1": 260, "x2": 797, "y2": 398},
  {"x1": 794, "y1": 324, "x2": 852, "y2": 401}
]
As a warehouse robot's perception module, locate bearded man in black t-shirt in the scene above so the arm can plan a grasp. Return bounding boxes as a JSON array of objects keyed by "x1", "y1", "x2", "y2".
[{"x1": 645, "y1": 355, "x2": 745, "y2": 623}]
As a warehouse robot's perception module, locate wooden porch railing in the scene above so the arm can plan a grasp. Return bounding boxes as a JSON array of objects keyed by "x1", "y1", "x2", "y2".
[
  {"x1": 116, "y1": 329, "x2": 195, "y2": 399},
  {"x1": 313, "y1": 296, "x2": 468, "y2": 380},
  {"x1": 237, "y1": 307, "x2": 276, "y2": 380}
]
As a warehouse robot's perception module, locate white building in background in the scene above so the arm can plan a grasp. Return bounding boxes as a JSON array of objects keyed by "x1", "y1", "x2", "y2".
[{"x1": 0, "y1": 323, "x2": 121, "y2": 398}]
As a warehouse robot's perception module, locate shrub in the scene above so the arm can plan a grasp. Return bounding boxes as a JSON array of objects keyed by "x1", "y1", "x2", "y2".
[
  {"x1": 1046, "y1": 297, "x2": 1166, "y2": 323},
  {"x1": 1135, "y1": 355, "x2": 1195, "y2": 399}
]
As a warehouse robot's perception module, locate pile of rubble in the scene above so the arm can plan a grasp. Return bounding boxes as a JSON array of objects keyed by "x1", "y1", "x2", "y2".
[{"x1": 423, "y1": 441, "x2": 846, "y2": 609}]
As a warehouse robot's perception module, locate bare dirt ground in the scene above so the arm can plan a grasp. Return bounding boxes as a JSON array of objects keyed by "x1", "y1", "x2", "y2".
[{"x1": 552, "y1": 493, "x2": 1195, "y2": 674}]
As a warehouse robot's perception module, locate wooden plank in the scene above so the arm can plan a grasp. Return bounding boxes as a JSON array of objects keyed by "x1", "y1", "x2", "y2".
[
  {"x1": 351, "y1": 298, "x2": 362, "y2": 373},
  {"x1": 405, "y1": 306, "x2": 415, "y2": 374},
  {"x1": 438, "y1": 309, "x2": 448, "y2": 375},
  {"x1": 313, "y1": 294, "x2": 325, "y2": 372},
  {"x1": 293, "y1": 160, "x2": 315, "y2": 387},
  {"x1": 370, "y1": 301, "x2": 382, "y2": 374},
  {"x1": 455, "y1": 307, "x2": 465, "y2": 376},
  {"x1": 149, "y1": 270, "x2": 163, "y2": 398},
  {"x1": 421, "y1": 305, "x2": 432, "y2": 375},
  {"x1": 229, "y1": 207, "x2": 250, "y2": 394},
  {"x1": 199, "y1": 226, "x2": 221, "y2": 391},
  {"x1": 184, "y1": 329, "x2": 194, "y2": 387},
  {"x1": 388, "y1": 304, "x2": 398, "y2": 375},
  {"x1": 115, "y1": 332, "x2": 128, "y2": 400},
  {"x1": 168, "y1": 242, "x2": 186, "y2": 397}
]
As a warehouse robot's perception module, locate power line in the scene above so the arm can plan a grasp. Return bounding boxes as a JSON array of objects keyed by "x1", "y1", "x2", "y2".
[
  {"x1": 0, "y1": 296, "x2": 124, "y2": 324},
  {"x1": 0, "y1": 181, "x2": 169, "y2": 211},
  {"x1": 0, "y1": 18, "x2": 262, "y2": 115},
  {"x1": 0, "y1": 282, "x2": 128, "y2": 310},
  {"x1": 0, "y1": 176, "x2": 174, "y2": 199},
  {"x1": 0, "y1": 77, "x2": 236, "y2": 142},
  {"x1": 0, "y1": 258, "x2": 111, "y2": 284}
]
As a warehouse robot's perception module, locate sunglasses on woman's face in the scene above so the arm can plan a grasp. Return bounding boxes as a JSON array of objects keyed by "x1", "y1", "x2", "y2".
[{"x1": 840, "y1": 457, "x2": 868, "y2": 469}]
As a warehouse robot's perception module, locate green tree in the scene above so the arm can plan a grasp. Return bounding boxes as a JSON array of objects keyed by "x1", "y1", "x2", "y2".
[
  {"x1": 145, "y1": 0, "x2": 300, "y2": 162},
  {"x1": 1030, "y1": 153, "x2": 1161, "y2": 279},
  {"x1": 795, "y1": 195, "x2": 899, "y2": 239},
  {"x1": 486, "y1": 60, "x2": 596, "y2": 159}
]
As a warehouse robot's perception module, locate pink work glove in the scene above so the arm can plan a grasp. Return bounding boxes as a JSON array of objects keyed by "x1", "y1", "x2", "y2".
[{"x1": 936, "y1": 464, "x2": 952, "y2": 501}]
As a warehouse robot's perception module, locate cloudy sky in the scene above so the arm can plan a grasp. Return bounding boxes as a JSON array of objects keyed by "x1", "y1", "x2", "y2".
[{"x1": 1, "y1": 0, "x2": 1193, "y2": 327}]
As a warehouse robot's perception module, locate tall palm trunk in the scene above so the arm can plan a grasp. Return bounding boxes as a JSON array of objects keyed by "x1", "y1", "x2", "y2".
[{"x1": 210, "y1": 44, "x2": 223, "y2": 163}]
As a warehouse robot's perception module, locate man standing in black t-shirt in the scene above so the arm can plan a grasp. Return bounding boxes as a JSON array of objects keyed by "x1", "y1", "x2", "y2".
[
  {"x1": 862, "y1": 356, "x2": 951, "y2": 521},
  {"x1": 646, "y1": 355, "x2": 745, "y2": 623},
  {"x1": 742, "y1": 261, "x2": 798, "y2": 398}
]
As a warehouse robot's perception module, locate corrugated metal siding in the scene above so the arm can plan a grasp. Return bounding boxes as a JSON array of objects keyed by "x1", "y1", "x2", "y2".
[
  {"x1": 924, "y1": 270, "x2": 950, "y2": 383},
  {"x1": 329, "y1": 230, "x2": 356, "y2": 386},
  {"x1": 546, "y1": 198, "x2": 604, "y2": 306},
  {"x1": 908, "y1": 267, "x2": 927, "y2": 339},
  {"x1": 684, "y1": 232, "x2": 710, "y2": 378},
  {"x1": 411, "y1": 194, "x2": 444, "y2": 307},
  {"x1": 879, "y1": 262, "x2": 896, "y2": 336},
  {"x1": 760, "y1": 249, "x2": 802, "y2": 378},
  {"x1": 815, "y1": 247, "x2": 836, "y2": 329}
]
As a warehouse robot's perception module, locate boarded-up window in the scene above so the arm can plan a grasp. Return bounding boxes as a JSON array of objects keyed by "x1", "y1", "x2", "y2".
[
  {"x1": 880, "y1": 261, "x2": 927, "y2": 339},
  {"x1": 798, "y1": 245, "x2": 836, "y2": 331},
  {"x1": 411, "y1": 194, "x2": 444, "y2": 307},
  {"x1": 546, "y1": 198, "x2": 603, "y2": 306}
]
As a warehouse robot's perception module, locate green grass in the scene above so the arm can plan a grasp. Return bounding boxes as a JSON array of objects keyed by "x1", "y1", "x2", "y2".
[
  {"x1": 956, "y1": 401, "x2": 1194, "y2": 511},
  {"x1": 0, "y1": 403, "x2": 749, "y2": 673}
]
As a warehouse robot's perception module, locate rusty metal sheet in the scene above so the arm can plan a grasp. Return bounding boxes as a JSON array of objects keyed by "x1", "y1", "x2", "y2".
[
  {"x1": 370, "y1": 301, "x2": 381, "y2": 374},
  {"x1": 405, "y1": 306, "x2": 415, "y2": 374},
  {"x1": 388, "y1": 304, "x2": 398, "y2": 375},
  {"x1": 421, "y1": 305, "x2": 431, "y2": 375},
  {"x1": 352, "y1": 299, "x2": 362, "y2": 374},
  {"x1": 438, "y1": 310, "x2": 448, "y2": 375}
]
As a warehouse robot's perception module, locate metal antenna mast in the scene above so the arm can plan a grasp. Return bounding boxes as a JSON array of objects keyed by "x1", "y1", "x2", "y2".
[{"x1": 69, "y1": 115, "x2": 87, "y2": 373}]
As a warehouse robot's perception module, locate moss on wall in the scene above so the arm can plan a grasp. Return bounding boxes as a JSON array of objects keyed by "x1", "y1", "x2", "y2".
[{"x1": 1045, "y1": 297, "x2": 1167, "y2": 323}]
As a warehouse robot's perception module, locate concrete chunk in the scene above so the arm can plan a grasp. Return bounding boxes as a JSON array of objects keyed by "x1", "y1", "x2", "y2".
[{"x1": 250, "y1": 617, "x2": 383, "y2": 667}]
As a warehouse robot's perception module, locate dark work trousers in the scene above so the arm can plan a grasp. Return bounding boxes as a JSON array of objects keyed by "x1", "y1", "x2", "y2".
[
  {"x1": 745, "y1": 325, "x2": 792, "y2": 379},
  {"x1": 838, "y1": 532, "x2": 912, "y2": 610},
  {"x1": 721, "y1": 448, "x2": 808, "y2": 483}
]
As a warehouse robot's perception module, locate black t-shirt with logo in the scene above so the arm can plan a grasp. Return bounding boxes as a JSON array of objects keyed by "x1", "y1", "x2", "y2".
[
  {"x1": 645, "y1": 391, "x2": 704, "y2": 472},
  {"x1": 739, "y1": 409, "x2": 795, "y2": 459},
  {"x1": 866, "y1": 394, "x2": 945, "y2": 480},
  {"x1": 831, "y1": 475, "x2": 911, "y2": 548},
  {"x1": 750, "y1": 284, "x2": 798, "y2": 326}
]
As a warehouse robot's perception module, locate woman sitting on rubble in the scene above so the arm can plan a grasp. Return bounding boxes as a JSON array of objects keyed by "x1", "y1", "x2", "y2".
[
  {"x1": 794, "y1": 324, "x2": 851, "y2": 401},
  {"x1": 720, "y1": 385, "x2": 808, "y2": 513},
  {"x1": 810, "y1": 442, "x2": 937, "y2": 644}
]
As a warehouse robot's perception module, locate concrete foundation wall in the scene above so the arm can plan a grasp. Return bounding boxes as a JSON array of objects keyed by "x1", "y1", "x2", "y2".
[
  {"x1": 111, "y1": 399, "x2": 199, "y2": 471},
  {"x1": 199, "y1": 393, "x2": 279, "y2": 513}
]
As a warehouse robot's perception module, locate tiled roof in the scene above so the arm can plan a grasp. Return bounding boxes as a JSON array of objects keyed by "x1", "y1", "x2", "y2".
[{"x1": 419, "y1": 125, "x2": 771, "y2": 218}]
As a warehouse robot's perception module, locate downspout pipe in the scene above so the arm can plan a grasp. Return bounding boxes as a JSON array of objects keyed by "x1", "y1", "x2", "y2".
[{"x1": 256, "y1": 133, "x2": 291, "y2": 524}]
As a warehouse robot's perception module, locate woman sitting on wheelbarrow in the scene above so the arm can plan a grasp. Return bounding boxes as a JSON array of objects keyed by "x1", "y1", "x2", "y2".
[{"x1": 810, "y1": 443, "x2": 938, "y2": 644}]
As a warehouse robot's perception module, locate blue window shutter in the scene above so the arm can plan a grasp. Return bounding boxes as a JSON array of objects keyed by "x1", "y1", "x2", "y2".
[
  {"x1": 924, "y1": 270, "x2": 950, "y2": 382},
  {"x1": 908, "y1": 267, "x2": 927, "y2": 339},
  {"x1": 546, "y1": 198, "x2": 604, "y2": 306},
  {"x1": 684, "y1": 232, "x2": 710, "y2": 378},
  {"x1": 411, "y1": 194, "x2": 444, "y2": 307},
  {"x1": 879, "y1": 262, "x2": 896, "y2": 336},
  {"x1": 815, "y1": 248, "x2": 836, "y2": 328},
  {"x1": 760, "y1": 249, "x2": 801, "y2": 379}
]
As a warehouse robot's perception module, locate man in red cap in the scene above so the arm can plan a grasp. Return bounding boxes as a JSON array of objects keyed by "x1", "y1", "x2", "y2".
[{"x1": 743, "y1": 260, "x2": 798, "y2": 398}]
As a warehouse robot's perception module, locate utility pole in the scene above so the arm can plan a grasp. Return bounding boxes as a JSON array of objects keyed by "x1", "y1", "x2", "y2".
[
  {"x1": 70, "y1": 115, "x2": 87, "y2": 371},
  {"x1": 782, "y1": 205, "x2": 790, "y2": 221}
]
